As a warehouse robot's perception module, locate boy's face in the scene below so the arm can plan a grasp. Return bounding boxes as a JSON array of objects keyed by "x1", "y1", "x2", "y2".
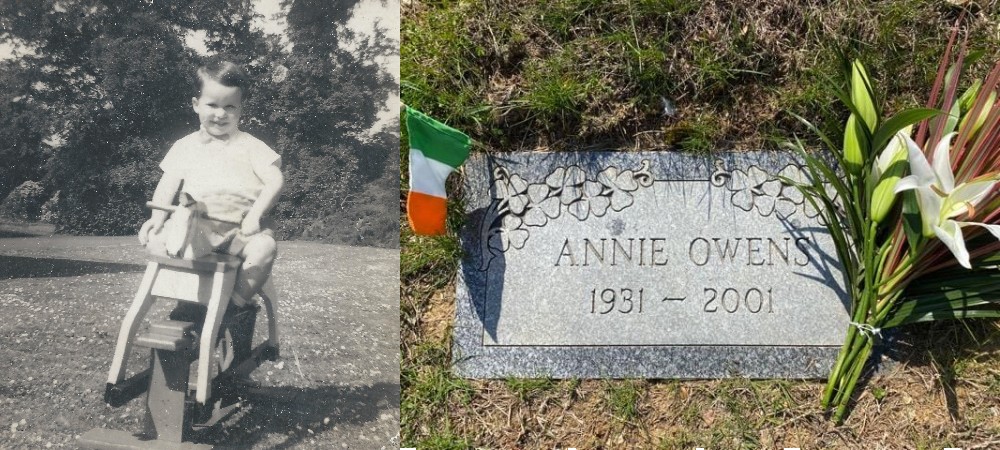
[{"x1": 192, "y1": 78, "x2": 243, "y2": 138}]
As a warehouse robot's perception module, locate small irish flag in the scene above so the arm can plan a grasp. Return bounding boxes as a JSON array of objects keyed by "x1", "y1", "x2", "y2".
[{"x1": 405, "y1": 106, "x2": 471, "y2": 235}]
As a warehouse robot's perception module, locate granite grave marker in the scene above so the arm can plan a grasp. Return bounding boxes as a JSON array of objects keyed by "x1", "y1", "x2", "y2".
[{"x1": 454, "y1": 151, "x2": 850, "y2": 378}]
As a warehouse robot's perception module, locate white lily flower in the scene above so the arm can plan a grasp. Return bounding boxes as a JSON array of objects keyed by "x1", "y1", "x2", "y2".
[{"x1": 894, "y1": 132, "x2": 1000, "y2": 268}]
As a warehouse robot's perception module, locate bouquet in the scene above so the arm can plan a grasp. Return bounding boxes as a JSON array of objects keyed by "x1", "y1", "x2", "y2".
[{"x1": 786, "y1": 22, "x2": 1000, "y2": 422}]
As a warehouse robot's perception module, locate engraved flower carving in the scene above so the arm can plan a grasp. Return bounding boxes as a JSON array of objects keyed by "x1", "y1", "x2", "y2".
[
  {"x1": 775, "y1": 164, "x2": 838, "y2": 220},
  {"x1": 546, "y1": 166, "x2": 587, "y2": 205},
  {"x1": 563, "y1": 180, "x2": 603, "y2": 220},
  {"x1": 596, "y1": 166, "x2": 642, "y2": 212},
  {"x1": 775, "y1": 165, "x2": 808, "y2": 219},
  {"x1": 494, "y1": 173, "x2": 530, "y2": 215},
  {"x1": 488, "y1": 214, "x2": 529, "y2": 252},
  {"x1": 729, "y1": 166, "x2": 777, "y2": 215},
  {"x1": 521, "y1": 183, "x2": 561, "y2": 226}
]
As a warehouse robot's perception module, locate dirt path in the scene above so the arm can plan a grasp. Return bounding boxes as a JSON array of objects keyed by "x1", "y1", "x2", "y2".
[{"x1": 0, "y1": 236, "x2": 400, "y2": 449}]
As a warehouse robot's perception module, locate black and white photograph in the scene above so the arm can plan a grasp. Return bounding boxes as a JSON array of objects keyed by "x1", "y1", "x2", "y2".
[{"x1": 0, "y1": 1, "x2": 400, "y2": 448}]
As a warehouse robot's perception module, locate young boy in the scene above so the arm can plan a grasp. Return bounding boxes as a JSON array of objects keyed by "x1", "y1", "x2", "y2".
[{"x1": 138, "y1": 59, "x2": 283, "y2": 363}]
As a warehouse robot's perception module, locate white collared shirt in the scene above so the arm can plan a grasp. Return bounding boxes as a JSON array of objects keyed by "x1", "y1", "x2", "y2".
[{"x1": 160, "y1": 128, "x2": 280, "y2": 223}]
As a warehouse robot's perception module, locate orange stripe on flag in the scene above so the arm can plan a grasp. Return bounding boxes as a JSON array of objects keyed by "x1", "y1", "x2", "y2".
[{"x1": 407, "y1": 191, "x2": 449, "y2": 236}]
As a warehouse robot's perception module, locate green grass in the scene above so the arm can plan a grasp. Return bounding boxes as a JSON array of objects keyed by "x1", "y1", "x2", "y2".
[
  {"x1": 504, "y1": 377, "x2": 556, "y2": 401},
  {"x1": 400, "y1": 227, "x2": 461, "y2": 295},
  {"x1": 401, "y1": 340, "x2": 475, "y2": 440},
  {"x1": 417, "y1": 428, "x2": 473, "y2": 450},
  {"x1": 603, "y1": 379, "x2": 644, "y2": 423}
]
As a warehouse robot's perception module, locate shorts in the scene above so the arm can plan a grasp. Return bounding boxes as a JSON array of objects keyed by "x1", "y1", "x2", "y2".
[{"x1": 202, "y1": 217, "x2": 277, "y2": 256}]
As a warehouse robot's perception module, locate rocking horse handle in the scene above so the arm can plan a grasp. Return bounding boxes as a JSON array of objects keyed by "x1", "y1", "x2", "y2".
[
  {"x1": 146, "y1": 202, "x2": 178, "y2": 213},
  {"x1": 145, "y1": 201, "x2": 242, "y2": 226}
]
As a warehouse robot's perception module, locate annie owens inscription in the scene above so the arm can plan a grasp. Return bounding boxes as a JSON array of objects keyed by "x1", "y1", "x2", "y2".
[{"x1": 454, "y1": 152, "x2": 850, "y2": 378}]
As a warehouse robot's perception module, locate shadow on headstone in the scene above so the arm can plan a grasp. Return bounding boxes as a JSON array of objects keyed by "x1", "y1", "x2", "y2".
[{"x1": 462, "y1": 198, "x2": 506, "y2": 342}]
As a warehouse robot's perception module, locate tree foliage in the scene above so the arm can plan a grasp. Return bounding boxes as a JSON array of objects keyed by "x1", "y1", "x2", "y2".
[{"x1": 0, "y1": 0, "x2": 399, "y2": 247}]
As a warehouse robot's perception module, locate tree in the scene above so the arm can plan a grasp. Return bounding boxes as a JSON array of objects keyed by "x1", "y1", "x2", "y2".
[{"x1": 0, "y1": 0, "x2": 399, "y2": 246}]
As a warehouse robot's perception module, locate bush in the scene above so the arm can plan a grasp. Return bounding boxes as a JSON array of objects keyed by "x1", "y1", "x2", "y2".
[
  {"x1": 38, "y1": 191, "x2": 60, "y2": 224},
  {"x1": 0, "y1": 180, "x2": 47, "y2": 221}
]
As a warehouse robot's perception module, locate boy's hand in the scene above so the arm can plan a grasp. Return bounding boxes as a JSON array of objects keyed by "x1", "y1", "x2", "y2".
[
  {"x1": 138, "y1": 216, "x2": 166, "y2": 245},
  {"x1": 241, "y1": 214, "x2": 261, "y2": 236}
]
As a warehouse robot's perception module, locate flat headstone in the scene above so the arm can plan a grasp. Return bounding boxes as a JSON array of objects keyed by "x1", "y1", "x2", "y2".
[{"x1": 453, "y1": 151, "x2": 850, "y2": 379}]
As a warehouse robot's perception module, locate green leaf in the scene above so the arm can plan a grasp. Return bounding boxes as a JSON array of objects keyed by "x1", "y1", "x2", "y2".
[
  {"x1": 901, "y1": 190, "x2": 923, "y2": 254},
  {"x1": 957, "y1": 79, "x2": 982, "y2": 112},
  {"x1": 886, "y1": 306, "x2": 1000, "y2": 327},
  {"x1": 789, "y1": 112, "x2": 840, "y2": 156},
  {"x1": 942, "y1": 99, "x2": 961, "y2": 137},
  {"x1": 871, "y1": 108, "x2": 941, "y2": 153},
  {"x1": 958, "y1": 90, "x2": 996, "y2": 137}
]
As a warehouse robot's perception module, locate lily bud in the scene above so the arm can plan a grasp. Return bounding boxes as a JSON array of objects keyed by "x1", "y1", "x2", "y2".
[
  {"x1": 869, "y1": 130, "x2": 910, "y2": 223},
  {"x1": 843, "y1": 114, "x2": 864, "y2": 175},
  {"x1": 851, "y1": 60, "x2": 878, "y2": 133},
  {"x1": 958, "y1": 89, "x2": 996, "y2": 138}
]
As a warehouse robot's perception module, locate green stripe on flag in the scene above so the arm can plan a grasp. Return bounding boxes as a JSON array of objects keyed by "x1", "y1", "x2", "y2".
[{"x1": 405, "y1": 106, "x2": 471, "y2": 169}]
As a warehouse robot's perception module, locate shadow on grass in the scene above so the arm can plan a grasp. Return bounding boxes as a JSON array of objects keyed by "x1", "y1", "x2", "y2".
[
  {"x1": 0, "y1": 230, "x2": 38, "y2": 238},
  {"x1": 198, "y1": 382, "x2": 399, "y2": 449},
  {"x1": 0, "y1": 255, "x2": 146, "y2": 279},
  {"x1": 845, "y1": 320, "x2": 1000, "y2": 422}
]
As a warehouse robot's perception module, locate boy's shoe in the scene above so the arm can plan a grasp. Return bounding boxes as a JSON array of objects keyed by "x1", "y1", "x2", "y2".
[{"x1": 230, "y1": 291, "x2": 259, "y2": 308}]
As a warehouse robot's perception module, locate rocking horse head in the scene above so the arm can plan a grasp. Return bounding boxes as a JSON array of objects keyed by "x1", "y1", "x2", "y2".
[{"x1": 147, "y1": 193, "x2": 214, "y2": 260}]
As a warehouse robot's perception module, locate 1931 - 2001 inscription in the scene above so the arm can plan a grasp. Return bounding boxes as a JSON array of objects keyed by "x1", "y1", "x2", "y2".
[{"x1": 453, "y1": 152, "x2": 850, "y2": 378}]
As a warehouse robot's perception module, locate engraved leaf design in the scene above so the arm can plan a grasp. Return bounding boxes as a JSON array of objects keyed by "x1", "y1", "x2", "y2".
[
  {"x1": 526, "y1": 183, "x2": 550, "y2": 204},
  {"x1": 538, "y1": 196, "x2": 561, "y2": 218},
  {"x1": 731, "y1": 184, "x2": 754, "y2": 212},
  {"x1": 597, "y1": 166, "x2": 638, "y2": 212},
  {"x1": 782, "y1": 184, "x2": 804, "y2": 205},
  {"x1": 506, "y1": 227, "x2": 529, "y2": 249},
  {"x1": 559, "y1": 166, "x2": 586, "y2": 205},
  {"x1": 747, "y1": 166, "x2": 770, "y2": 187},
  {"x1": 610, "y1": 190, "x2": 634, "y2": 211},
  {"x1": 507, "y1": 174, "x2": 530, "y2": 215},
  {"x1": 778, "y1": 164, "x2": 812, "y2": 185},
  {"x1": 585, "y1": 181, "x2": 611, "y2": 217},
  {"x1": 774, "y1": 197, "x2": 798, "y2": 219},
  {"x1": 729, "y1": 169, "x2": 750, "y2": 191},
  {"x1": 567, "y1": 199, "x2": 590, "y2": 221},
  {"x1": 492, "y1": 178, "x2": 509, "y2": 200},
  {"x1": 499, "y1": 214, "x2": 528, "y2": 250},
  {"x1": 804, "y1": 198, "x2": 821, "y2": 218},
  {"x1": 545, "y1": 167, "x2": 565, "y2": 189},
  {"x1": 564, "y1": 166, "x2": 586, "y2": 186},
  {"x1": 615, "y1": 169, "x2": 640, "y2": 191},
  {"x1": 522, "y1": 183, "x2": 555, "y2": 226},
  {"x1": 522, "y1": 205, "x2": 548, "y2": 226},
  {"x1": 755, "y1": 194, "x2": 776, "y2": 216}
]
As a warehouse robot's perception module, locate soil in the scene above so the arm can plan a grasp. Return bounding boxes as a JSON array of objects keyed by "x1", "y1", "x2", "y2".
[{"x1": 0, "y1": 236, "x2": 400, "y2": 449}]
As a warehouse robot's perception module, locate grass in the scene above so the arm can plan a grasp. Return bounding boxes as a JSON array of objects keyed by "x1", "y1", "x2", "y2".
[
  {"x1": 603, "y1": 379, "x2": 644, "y2": 423},
  {"x1": 402, "y1": 0, "x2": 1000, "y2": 447},
  {"x1": 505, "y1": 378, "x2": 556, "y2": 401}
]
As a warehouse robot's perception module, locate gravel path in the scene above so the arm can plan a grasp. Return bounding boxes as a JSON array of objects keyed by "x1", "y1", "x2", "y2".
[{"x1": 0, "y1": 236, "x2": 400, "y2": 449}]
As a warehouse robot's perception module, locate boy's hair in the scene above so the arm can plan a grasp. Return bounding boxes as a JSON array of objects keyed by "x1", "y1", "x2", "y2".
[{"x1": 195, "y1": 58, "x2": 250, "y2": 98}]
